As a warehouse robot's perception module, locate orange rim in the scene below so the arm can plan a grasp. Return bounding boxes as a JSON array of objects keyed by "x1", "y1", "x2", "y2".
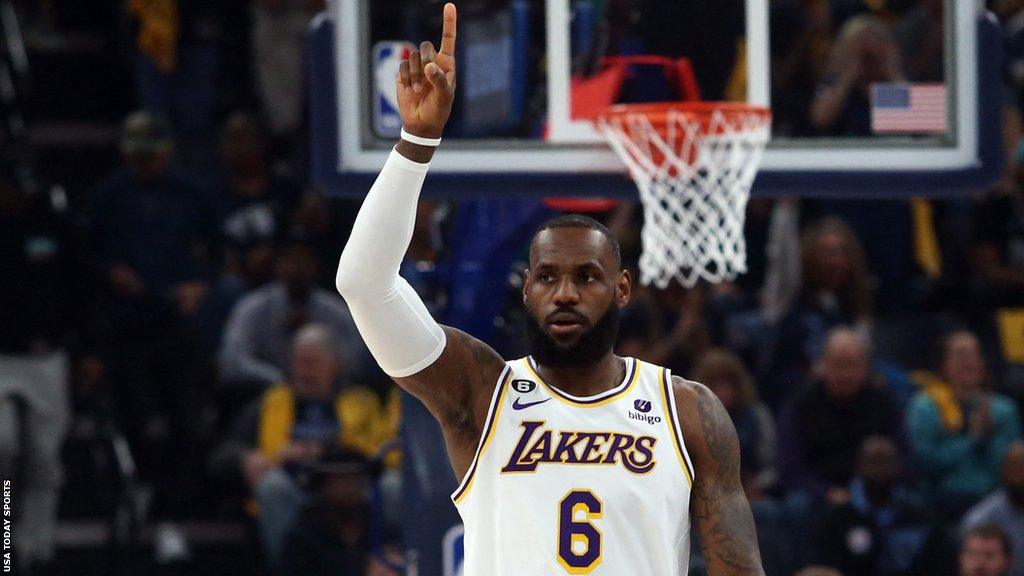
[{"x1": 599, "y1": 102, "x2": 771, "y2": 133}]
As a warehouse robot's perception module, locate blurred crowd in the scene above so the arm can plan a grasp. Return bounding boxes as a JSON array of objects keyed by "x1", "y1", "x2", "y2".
[{"x1": 3, "y1": 1, "x2": 1024, "y2": 576}]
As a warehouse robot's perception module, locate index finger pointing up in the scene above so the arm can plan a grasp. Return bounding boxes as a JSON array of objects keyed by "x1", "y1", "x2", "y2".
[{"x1": 440, "y1": 3, "x2": 457, "y2": 56}]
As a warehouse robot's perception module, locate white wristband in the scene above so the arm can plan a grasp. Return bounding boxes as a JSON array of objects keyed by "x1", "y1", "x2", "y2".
[{"x1": 401, "y1": 127, "x2": 442, "y2": 147}]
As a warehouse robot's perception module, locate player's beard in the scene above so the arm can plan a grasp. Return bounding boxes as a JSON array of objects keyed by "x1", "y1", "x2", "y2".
[{"x1": 525, "y1": 300, "x2": 620, "y2": 368}]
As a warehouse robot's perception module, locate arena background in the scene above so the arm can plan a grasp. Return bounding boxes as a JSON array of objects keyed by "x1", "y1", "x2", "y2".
[{"x1": 1, "y1": 1, "x2": 1024, "y2": 575}]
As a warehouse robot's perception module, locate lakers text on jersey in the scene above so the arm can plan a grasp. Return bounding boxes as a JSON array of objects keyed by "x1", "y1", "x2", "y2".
[{"x1": 452, "y1": 356, "x2": 695, "y2": 575}]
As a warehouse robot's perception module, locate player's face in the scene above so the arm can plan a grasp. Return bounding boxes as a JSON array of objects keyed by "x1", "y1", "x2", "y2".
[
  {"x1": 960, "y1": 537, "x2": 1010, "y2": 576},
  {"x1": 522, "y1": 228, "x2": 629, "y2": 366}
]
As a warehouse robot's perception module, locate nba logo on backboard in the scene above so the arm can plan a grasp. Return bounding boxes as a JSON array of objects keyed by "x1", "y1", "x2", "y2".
[
  {"x1": 373, "y1": 41, "x2": 413, "y2": 138},
  {"x1": 442, "y1": 524, "x2": 465, "y2": 576}
]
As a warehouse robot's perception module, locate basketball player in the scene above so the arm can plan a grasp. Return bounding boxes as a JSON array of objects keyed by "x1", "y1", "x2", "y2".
[{"x1": 335, "y1": 4, "x2": 764, "y2": 574}]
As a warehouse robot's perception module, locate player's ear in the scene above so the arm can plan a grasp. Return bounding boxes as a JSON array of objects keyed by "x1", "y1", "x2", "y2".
[{"x1": 616, "y1": 269, "x2": 631, "y2": 307}]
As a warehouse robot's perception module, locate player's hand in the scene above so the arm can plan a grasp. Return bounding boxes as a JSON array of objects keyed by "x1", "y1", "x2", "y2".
[{"x1": 397, "y1": 3, "x2": 457, "y2": 139}]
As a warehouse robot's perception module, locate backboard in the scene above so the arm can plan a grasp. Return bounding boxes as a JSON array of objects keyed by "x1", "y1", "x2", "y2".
[{"x1": 311, "y1": 0, "x2": 1002, "y2": 197}]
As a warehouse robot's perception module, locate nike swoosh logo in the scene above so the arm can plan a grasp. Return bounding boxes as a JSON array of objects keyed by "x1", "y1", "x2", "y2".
[{"x1": 512, "y1": 397, "x2": 550, "y2": 411}]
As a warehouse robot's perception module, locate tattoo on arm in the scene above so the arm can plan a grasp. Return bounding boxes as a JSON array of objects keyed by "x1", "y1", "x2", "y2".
[
  {"x1": 396, "y1": 326, "x2": 504, "y2": 434},
  {"x1": 688, "y1": 383, "x2": 764, "y2": 575}
]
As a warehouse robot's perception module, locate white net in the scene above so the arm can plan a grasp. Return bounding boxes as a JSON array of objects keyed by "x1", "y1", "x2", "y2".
[{"x1": 599, "y1": 105, "x2": 771, "y2": 288}]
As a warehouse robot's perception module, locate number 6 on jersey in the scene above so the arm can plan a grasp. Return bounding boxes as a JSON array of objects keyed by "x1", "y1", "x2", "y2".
[{"x1": 558, "y1": 490, "x2": 604, "y2": 574}]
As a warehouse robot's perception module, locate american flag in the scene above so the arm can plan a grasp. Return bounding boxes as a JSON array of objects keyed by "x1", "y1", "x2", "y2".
[{"x1": 871, "y1": 83, "x2": 947, "y2": 134}]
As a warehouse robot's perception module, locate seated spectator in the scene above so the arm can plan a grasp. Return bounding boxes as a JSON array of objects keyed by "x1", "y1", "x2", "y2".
[
  {"x1": 279, "y1": 447, "x2": 385, "y2": 576},
  {"x1": 810, "y1": 14, "x2": 904, "y2": 135},
  {"x1": 692, "y1": 349, "x2": 777, "y2": 499},
  {"x1": 215, "y1": 111, "x2": 300, "y2": 285},
  {"x1": 769, "y1": 0, "x2": 835, "y2": 136},
  {"x1": 811, "y1": 436, "x2": 955, "y2": 576},
  {"x1": 971, "y1": 184, "x2": 1024, "y2": 310},
  {"x1": 219, "y1": 238, "x2": 370, "y2": 392},
  {"x1": 87, "y1": 111, "x2": 219, "y2": 522},
  {"x1": 191, "y1": 113, "x2": 302, "y2": 357},
  {"x1": 906, "y1": 331, "x2": 1023, "y2": 515},
  {"x1": 894, "y1": 0, "x2": 944, "y2": 82},
  {"x1": 89, "y1": 114, "x2": 219, "y2": 301},
  {"x1": 762, "y1": 215, "x2": 873, "y2": 409},
  {"x1": 961, "y1": 441, "x2": 1024, "y2": 576},
  {"x1": 778, "y1": 328, "x2": 903, "y2": 502},
  {"x1": 616, "y1": 281, "x2": 712, "y2": 378},
  {"x1": 286, "y1": 190, "x2": 362, "y2": 292},
  {"x1": 959, "y1": 525, "x2": 1013, "y2": 576},
  {"x1": 209, "y1": 324, "x2": 394, "y2": 571}
]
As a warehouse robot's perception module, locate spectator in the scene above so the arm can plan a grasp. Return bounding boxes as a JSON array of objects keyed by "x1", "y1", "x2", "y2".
[
  {"x1": 894, "y1": 0, "x2": 944, "y2": 82},
  {"x1": 279, "y1": 447, "x2": 378, "y2": 576},
  {"x1": 615, "y1": 281, "x2": 712, "y2": 378},
  {"x1": 770, "y1": 0, "x2": 836, "y2": 136},
  {"x1": 88, "y1": 112, "x2": 218, "y2": 314},
  {"x1": 209, "y1": 324, "x2": 393, "y2": 570},
  {"x1": 219, "y1": 238, "x2": 369, "y2": 392},
  {"x1": 778, "y1": 328, "x2": 904, "y2": 502},
  {"x1": 970, "y1": 183, "x2": 1024, "y2": 310},
  {"x1": 811, "y1": 436, "x2": 955, "y2": 576},
  {"x1": 961, "y1": 441, "x2": 1024, "y2": 576},
  {"x1": 1001, "y1": 0, "x2": 1024, "y2": 106},
  {"x1": 251, "y1": 0, "x2": 324, "y2": 141},
  {"x1": 810, "y1": 15, "x2": 903, "y2": 135},
  {"x1": 215, "y1": 111, "x2": 301, "y2": 285},
  {"x1": 906, "y1": 331, "x2": 1023, "y2": 515},
  {"x1": 0, "y1": 169, "x2": 78, "y2": 572},
  {"x1": 692, "y1": 348, "x2": 777, "y2": 498},
  {"x1": 86, "y1": 111, "x2": 218, "y2": 519},
  {"x1": 126, "y1": 0, "x2": 229, "y2": 165},
  {"x1": 762, "y1": 215, "x2": 873, "y2": 409},
  {"x1": 286, "y1": 191, "x2": 361, "y2": 292},
  {"x1": 959, "y1": 525, "x2": 1013, "y2": 576}
]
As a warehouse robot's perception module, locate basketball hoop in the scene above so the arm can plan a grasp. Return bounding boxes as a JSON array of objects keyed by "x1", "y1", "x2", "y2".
[{"x1": 597, "y1": 102, "x2": 771, "y2": 289}]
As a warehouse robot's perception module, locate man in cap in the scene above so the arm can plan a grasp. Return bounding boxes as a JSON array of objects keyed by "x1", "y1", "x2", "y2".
[{"x1": 86, "y1": 111, "x2": 220, "y2": 541}]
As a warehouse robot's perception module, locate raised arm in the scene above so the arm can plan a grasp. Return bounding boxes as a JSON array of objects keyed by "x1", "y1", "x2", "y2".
[
  {"x1": 334, "y1": 3, "x2": 504, "y2": 440},
  {"x1": 674, "y1": 377, "x2": 765, "y2": 575}
]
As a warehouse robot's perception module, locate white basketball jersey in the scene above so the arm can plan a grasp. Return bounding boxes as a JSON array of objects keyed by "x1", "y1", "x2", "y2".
[{"x1": 452, "y1": 356, "x2": 695, "y2": 576}]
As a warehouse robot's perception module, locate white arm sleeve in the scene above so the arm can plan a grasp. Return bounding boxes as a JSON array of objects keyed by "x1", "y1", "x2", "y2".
[{"x1": 335, "y1": 148, "x2": 447, "y2": 377}]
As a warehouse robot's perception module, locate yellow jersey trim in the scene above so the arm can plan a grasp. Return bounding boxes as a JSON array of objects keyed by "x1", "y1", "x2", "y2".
[
  {"x1": 659, "y1": 368, "x2": 694, "y2": 485},
  {"x1": 523, "y1": 357, "x2": 640, "y2": 408},
  {"x1": 452, "y1": 366, "x2": 513, "y2": 504}
]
